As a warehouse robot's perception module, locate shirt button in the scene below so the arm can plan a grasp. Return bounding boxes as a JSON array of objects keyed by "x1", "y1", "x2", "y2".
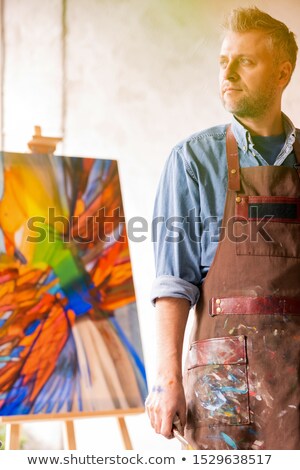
[
  {"x1": 252, "y1": 151, "x2": 256, "y2": 156},
  {"x1": 243, "y1": 146, "x2": 246, "y2": 151}
]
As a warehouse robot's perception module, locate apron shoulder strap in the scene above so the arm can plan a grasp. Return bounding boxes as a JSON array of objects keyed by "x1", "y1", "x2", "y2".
[
  {"x1": 226, "y1": 125, "x2": 241, "y2": 192},
  {"x1": 293, "y1": 131, "x2": 300, "y2": 165}
]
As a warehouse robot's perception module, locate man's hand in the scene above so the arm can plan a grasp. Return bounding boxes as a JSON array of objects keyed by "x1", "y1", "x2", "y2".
[
  {"x1": 145, "y1": 377, "x2": 186, "y2": 438},
  {"x1": 145, "y1": 297, "x2": 190, "y2": 439}
]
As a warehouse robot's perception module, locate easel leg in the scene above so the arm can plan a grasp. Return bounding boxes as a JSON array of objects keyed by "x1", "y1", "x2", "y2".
[
  {"x1": 117, "y1": 417, "x2": 133, "y2": 450},
  {"x1": 6, "y1": 423, "x2": 21, "y2": 450},
  {"x1": 62, "y1": 420, "x2": 77, "y2": 450}
]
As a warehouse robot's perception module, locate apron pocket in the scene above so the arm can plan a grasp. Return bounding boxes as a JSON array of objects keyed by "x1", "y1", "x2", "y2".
[
  {"x1": 186, "y1": 336, "x2": 250, "y2": 428},
  {"x1": 234, "y1": 196, "x2": 300, "y2": 258}
]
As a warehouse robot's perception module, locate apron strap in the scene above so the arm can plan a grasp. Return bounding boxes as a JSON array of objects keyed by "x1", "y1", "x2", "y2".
[
  {"x1": 292, "y1": 134, "x2": 300, "y2": 180},
  {"x1": 227, "y1": 126, "x2": 300, "y2": 184},
  {"x1": 226, "y1": 125, "x2": 241, "y2": 192},
  {"x1": 293, "y1": 134, "x2": 300, "y2": 164}
]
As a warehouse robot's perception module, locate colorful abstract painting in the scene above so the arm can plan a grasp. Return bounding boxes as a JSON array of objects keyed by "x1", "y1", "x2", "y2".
[{"x1": 0, "y1": 151, "x2": 147, "y2": 416}]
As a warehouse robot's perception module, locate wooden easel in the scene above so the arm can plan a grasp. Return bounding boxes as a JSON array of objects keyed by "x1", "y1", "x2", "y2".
[
  {"x1": 27, "y1": 125, "x2": 63, "y2": 154},
  {"x1": 0, "y1": 128, "x2": 145, "y2": 450},
  {"x1": 1, "y1": 408, "x2": 144, "y2": 450}
]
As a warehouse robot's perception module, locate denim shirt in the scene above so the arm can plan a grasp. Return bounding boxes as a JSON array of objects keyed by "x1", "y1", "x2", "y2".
[{"x1": 151, "y1": 114, "x2": 299, "y2": 307}]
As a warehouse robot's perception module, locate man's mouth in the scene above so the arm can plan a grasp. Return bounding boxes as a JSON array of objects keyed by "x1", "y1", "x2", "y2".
[{"x1": 223, "y1": 87, "x2": 243, "y2": 93}]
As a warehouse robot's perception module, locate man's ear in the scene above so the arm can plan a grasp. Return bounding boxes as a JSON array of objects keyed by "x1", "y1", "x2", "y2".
[{"x1": 278, "y1": 61, "x2": 293, "y2": 88}]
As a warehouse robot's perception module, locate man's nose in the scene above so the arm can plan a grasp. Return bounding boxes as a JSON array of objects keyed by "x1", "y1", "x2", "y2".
[{"x1": 223, "y1": 61, "x2": 239, "y2": 80}]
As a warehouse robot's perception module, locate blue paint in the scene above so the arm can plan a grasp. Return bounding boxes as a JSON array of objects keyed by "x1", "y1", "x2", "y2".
[
  {"x1": 227, "y1": 373, "x2": 239, "y2": 383},
  {"x1": 220, "y1": 432, "x2": 238, "y2": 449},
  {"x1": 65, "y1": 286, "x2": 92, "y2": 316},
  {"x1": 0, "y1": 356, "x2": 10, "y2": 362},
  {"x1": 14, "y1": 248, "x2": 27, "y2": 264},
  {"x1": 24, "y1": 320, "x2": 41, "y2": 335},
  {"x1": 219, "y1": 386, "x2": 248, "y2": 394},
  {"x1": 48, "y1": 284, "x2": 63, "y2": 295},
  {"x1": 83, "y1": 160, "x2": 112, "y2": 206},
  {"x1": 32, "y1": 334, "x2": 80, "y2": 414},
  {"x1": 10, "y1": 347, "x2": 24, "y2": 358},
  {"x1": 0, "y1": 377, "x2": 31, "y2": 415},
  {"x1": 201, "y1": 390, "x2": 226, "y2": 411}
]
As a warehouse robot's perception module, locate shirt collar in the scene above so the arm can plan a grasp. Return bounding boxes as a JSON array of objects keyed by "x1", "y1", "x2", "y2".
[{"x1": 230, "y1": 113, "x2": 296, "y2": 165}]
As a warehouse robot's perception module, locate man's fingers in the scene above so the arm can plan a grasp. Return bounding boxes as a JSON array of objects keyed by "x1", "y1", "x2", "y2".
[
  {"x1": 160, "y1": 414, "x2": 174, "y2": 439},
  {"x1": 145, "y1": 383, "x2": 186, "y2": 440},
  {"x1": 147, "y1": 400, "x2": 174, "y2": 438},
  {"x1": 154, "y1": 411, "x2": 162, "y2": 435}
]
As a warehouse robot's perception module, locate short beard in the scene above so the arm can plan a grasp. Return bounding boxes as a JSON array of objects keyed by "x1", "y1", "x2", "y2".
[
  {"x1": 221, "y1": 77, "x2": 278, "y2": 119},
  {"x1": 224, "y1": 92, "x2": 276, "y2": 119}
]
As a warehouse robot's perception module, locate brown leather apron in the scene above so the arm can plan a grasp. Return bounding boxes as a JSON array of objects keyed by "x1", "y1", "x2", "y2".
[{"x1": 184, "y1": 126, "x2": 300, "y2": 450}]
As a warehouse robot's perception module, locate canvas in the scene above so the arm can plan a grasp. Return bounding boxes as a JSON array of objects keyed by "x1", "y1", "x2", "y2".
[{"x1": 0, "y1": 151, "x2": 147, "y2": 416}]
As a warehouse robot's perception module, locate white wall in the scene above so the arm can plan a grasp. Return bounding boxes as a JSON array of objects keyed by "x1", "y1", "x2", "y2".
[{"x1": 1, "y1": 0, "x2": 300, "y2": 450}]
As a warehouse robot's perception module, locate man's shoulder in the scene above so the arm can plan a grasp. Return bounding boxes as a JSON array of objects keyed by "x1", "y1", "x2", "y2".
[
  {"x1": 173, "y1": 123, "x2": 228, "y2": 153},
  {"x1": 167, "y1": 124, "x2": 228, "y2": 181}
]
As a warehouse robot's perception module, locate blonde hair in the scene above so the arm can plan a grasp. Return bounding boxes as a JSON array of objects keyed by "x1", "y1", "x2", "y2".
[{"x1": 223, "y1": 7, "x2": 298, "y2": 71}]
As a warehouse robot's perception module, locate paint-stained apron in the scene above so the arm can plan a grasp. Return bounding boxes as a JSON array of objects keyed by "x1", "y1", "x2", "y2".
[{"x1": 184, "y1": 126, "x2": 300, "y2": 450}]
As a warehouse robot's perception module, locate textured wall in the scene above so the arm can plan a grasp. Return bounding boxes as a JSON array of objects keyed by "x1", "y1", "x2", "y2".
[{"x1": 1, "y1": 0, "x2": 300, "y2": 450}]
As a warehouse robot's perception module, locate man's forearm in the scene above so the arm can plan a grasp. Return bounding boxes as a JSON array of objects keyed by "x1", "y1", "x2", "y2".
[
  {"x1": 146, "y1": 296, "x2": 190, "y2": 437},
  {"x1": 155, "y1": 297, "x2": 190, "y2": 380}
]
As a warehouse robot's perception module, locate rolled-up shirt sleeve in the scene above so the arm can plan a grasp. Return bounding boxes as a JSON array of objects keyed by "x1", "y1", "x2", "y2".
[{"x1": 151, "y1": 146, "x2": 202, "y2": 307}]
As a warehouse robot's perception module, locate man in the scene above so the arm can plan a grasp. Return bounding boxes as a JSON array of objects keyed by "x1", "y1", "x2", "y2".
[{"x1": 145, "y1": 7, "x2": 300, "y2": 450}]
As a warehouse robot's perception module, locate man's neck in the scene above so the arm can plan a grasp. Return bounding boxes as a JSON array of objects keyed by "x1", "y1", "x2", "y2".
[{"x1": 234, "y1": 110, "x2": 284, "y2": 137}]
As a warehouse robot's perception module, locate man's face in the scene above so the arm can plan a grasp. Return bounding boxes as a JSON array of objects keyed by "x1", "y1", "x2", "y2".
[{"x1": 219, "y1": 30, "x2": 280, "y2": 119}]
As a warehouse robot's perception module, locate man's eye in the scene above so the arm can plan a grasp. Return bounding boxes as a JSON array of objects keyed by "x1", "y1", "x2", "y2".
[
  {"x1": 219, "y1": 60, "x2": 228, "y2": 68},
  {"x1": 240, "y1": 58, "x2": 251, "y2": 65}
]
